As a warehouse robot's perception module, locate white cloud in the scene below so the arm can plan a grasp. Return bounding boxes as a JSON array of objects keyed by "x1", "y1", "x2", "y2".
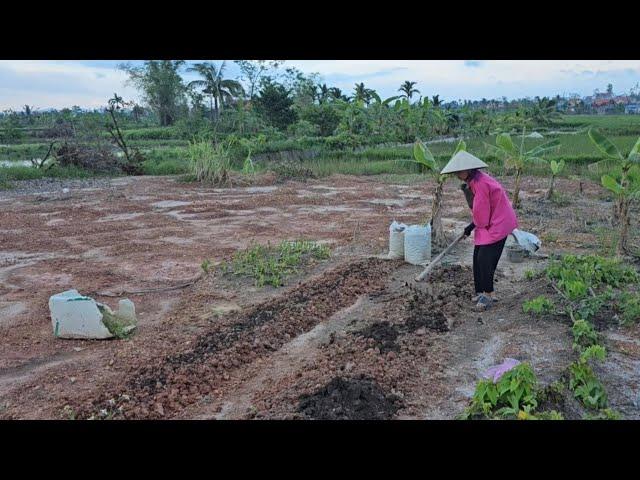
[
  {"x1": 288, "y1": 60, "x2": 640, "y2": 100},
  {"x1": 0, "y1": 61, "x2": 140, "y2": 110},
  {"x1": 0, "y1": 60, "x2": 639, "y2": 110}
]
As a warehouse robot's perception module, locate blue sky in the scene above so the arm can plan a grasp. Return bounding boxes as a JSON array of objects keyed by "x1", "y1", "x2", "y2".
[{"x1": 0, "y1": 60, "x2": 639, "y2": 110}]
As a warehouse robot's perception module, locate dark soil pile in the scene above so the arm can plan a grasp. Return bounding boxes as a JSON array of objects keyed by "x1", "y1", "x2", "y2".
[
  {"x1": 356, "y1": 322, "x2": 400, "y2": 353},
  {"x1": 297, "y1": 375, "x2": 402, "y2": 420},
  {"x1": 403, "y1": 264, "x2": 474, "y2": 333},
  {"x1": 75, "y1": 257, "x2": 398, "y2": 419}
]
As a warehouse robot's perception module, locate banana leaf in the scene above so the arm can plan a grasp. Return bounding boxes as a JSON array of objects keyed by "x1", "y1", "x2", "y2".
[
  {"x1": 496, "y1": 133, "x2": 518, "y2": 156},
  {"x1": 601, "y1": 175, "x2": 623, "y2": 195},
  {"x1": 527, "y1": 139, "x2": 560, "y2": 157},
  {"x1": 588, "y1": 128, "x2": 623, "y2": 160}
]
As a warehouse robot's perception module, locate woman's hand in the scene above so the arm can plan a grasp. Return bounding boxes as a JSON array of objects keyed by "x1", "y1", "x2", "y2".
[{"x1": 464, "y1": 222, "x2": 475, "y2": 237}]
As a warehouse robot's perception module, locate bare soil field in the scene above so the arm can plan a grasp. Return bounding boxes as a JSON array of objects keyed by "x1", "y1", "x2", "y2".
[{"x1": 0, "y1": 174, "x2": 638, "y2": 419}]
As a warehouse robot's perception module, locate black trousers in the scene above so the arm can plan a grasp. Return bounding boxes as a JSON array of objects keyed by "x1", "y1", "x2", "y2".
[{"x1": 473, "y1": 237, "x2": 507, "y2": 294}]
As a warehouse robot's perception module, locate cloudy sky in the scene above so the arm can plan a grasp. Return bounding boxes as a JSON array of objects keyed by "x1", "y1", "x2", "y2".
[{"x1": 1, "y1": 60, "x2": 639, "y2": 110}]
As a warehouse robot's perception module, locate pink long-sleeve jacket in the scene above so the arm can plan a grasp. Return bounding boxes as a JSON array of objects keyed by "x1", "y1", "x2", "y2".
[{"x1": 468, "y1": 171, "x2": 518, "y2": 246}]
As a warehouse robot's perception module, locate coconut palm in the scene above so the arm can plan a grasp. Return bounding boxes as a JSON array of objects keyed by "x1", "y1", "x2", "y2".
[
  {"x1": 398, "y1": 81, "x2": 420, "y2": 102},
  {"x1": 353, "y1": 82, "x2": 376, "y2": 105},
  {"x1": 187, "y1": 61, "x2": 245, "y2": 121},
  {"x1": 529, "y1": 97, "x2": 561, "y2": 125},
  {"x1": 317, "y1": 83, "x2": 330, "y2": 104}
]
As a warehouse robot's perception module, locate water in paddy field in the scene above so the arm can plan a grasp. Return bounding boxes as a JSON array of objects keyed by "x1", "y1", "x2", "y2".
[{"x1": 0, "y1": 160, "x2": 34, "y2": 167}]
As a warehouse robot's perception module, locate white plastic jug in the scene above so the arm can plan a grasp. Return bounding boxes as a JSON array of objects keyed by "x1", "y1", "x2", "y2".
[
  {"x1": 388, "y1": 221, "x2": 407, "y2": 259},
  {"x1": 404, "y1": 224, "x2": 431, "y2": 265}
]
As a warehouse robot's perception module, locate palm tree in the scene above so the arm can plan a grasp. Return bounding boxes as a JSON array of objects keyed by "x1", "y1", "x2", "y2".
[
  {"x1": 529, "y1": 97, "x2": 561, "y2": 125},
  {"x1": 317, "y1": 83, "x2": 330, "y2": 104},
  {"x1": 398, "y1": 81, "x2": 420, "y2": 102},
  {"x1": 187, "y1": 61, "x2": 245, "y2": 121},
  {"x1": 353, "y1": 82, "x2": 375, "y2": 105},
  {"x1": 432, "y1": 95, "x2": 441, "y2": 107}
]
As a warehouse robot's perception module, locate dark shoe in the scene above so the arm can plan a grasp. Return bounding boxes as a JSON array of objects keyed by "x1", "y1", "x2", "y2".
[{"x1": 475, "y1": 294, "x2": 494, "y2": 311}]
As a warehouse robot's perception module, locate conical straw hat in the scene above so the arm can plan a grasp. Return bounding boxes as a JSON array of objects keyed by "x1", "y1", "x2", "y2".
[{"x1": 440, "y1": 151, "x2": 488, "y2": 174}]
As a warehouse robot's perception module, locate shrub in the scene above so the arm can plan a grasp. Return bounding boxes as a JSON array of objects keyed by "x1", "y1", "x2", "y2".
[{"x1": 617, "y1": 291, "x2": 640, "y2": 326}]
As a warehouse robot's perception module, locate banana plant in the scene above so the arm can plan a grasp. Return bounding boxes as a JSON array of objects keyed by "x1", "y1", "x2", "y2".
[
  {"x1": 369, "y1": 92, "x2": 401, "y2": 134},
  {"x1": 406, "y1": 139, "x2": 467, "y2": 247},
  {"x1": 545, "y1": 159, "x2": 565, "y2": 200},
  {"x1": 587, "y1": 129, "x2": 640, "y2": 254},
  {"x1": 485, "y1": 127, "x2": 560, "y2": 209}
]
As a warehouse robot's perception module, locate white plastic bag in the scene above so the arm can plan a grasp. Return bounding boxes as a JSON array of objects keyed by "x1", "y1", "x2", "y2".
[
  {"x1": 404, "y1": 224, "x2": 431, "y2": 265},
  {"x1": 388, "y1": 221, "x2": 408, "y2": 259},
  {"x1": 511, "y1": 229, "x2": 541, "y2": 253}
]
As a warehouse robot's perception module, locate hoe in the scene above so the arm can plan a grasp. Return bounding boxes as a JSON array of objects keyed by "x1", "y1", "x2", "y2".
[{"x1": 414, "y1": 230, "x2": 466, "y2": 282}]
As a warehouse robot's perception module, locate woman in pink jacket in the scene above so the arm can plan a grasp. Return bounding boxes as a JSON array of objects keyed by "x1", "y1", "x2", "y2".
[{"x1": 441, "y1": 151, "x2": 518, "y2": 310}]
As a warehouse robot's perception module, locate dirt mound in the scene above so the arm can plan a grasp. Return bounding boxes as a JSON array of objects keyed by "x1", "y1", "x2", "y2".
[
  {"x1": 405, "y1": 307, "x2": 449, "y2": 332},
  {"x1": 356, "y1": 322, "x2": 400, "y2": 353},
  {"x1": 75, "y1": 257, "x2": 398, "y2": 419},
  {"x1": 403, "y1": 264, "x2": 474, "y2": 333},
  {"x1": 297, "y1": 375, "x2": 402, "y2": 420}
]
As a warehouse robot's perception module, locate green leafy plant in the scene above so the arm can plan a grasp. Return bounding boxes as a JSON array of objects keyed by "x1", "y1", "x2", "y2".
[
  {"x1": 569, "y1": 345, "x2": 608, "y2": 410},
  {"x1": 524, "y1": 268, "x2": 544, "y2": 280},
  {"x1": 616, "y1": 291, "x2": 640, "y2": 326},
  {"x1": 464, "y1": 363, "x2": 539, "y2": 419},
  {"x1": 201, "y1": 259, "x2": 211, "y2": 274},
  {"x1": 571, "y1": 319, "x2": 599, "y2": 352},
  {"x1": 407, "y1": 139, "x2": 466, "y2": 247},
  {"x1": 585, "y1": 408, "x2": 622, "y2": 420},
  {"x1": 523, "y1": 296, "x2": 555, "y2": 315},
  {"x1": 485, "y1": 129, "x2": 560, "y2": 208},
  {"x1": 587, "y1": 129, "x2": 640, "y2": 254},
  {"x1": 518, "y1": 409, "x2": 564, "y2": 420},
  {"x1": 546, "y1": 159, "x2": 565, "y2": 200},
  {"x1": 546, "y1": 254, "x2": 639, "y2": 300}
]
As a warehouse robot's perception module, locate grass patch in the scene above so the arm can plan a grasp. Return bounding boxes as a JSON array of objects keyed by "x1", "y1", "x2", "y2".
[
  {"x1": 188, "y1": 140, "x2": 232, "y2": 185},
  {"x1": 0, "y1": 164, "x2": 92, "y2": 188},
  {"x1": 221, "y1": 240, "x2": 331, "y2": 287},
  {"x1": 522, "y1": 296, "x2": 555, "y2": 315}
]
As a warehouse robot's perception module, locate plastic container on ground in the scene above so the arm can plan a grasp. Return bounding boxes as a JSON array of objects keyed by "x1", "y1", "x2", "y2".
[
  {"x1": 507, "y1": 245, "x2": 527, "y2": 263},
  {"x1": 404, "y1": 224, "x2": 431, "y2": 265},
  {"x1": 388, "y1": 221, "x2": 407, "y2": 259},
  {"x1": 49, "y1": 289, "x2": 114, "y2": 339}
]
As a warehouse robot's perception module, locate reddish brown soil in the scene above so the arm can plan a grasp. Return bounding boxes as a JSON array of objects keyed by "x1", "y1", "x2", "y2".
[{"x1": 0, "y1": 173, "x2": 638, "y2": 419}]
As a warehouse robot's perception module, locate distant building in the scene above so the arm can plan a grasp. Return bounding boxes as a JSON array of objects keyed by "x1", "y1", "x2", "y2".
[
  {"x1": 625, "y1": 104, "x2": 640, "y2": 114},
  {"x1": 592, "y1": 98, "x2": 616, "y2": 114}
]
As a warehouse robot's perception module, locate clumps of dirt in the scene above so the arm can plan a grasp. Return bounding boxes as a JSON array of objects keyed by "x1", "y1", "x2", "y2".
[
  {"x1": 356, "y1": 322, "x2": 400, "y2": 353},
  {"x1": 297, "y1": 375, "x2": 403, "y2": 420},
  {"x1": 403, "y1": 264, "x2": 474, "y2": 333},
  {"x1": 405, "y1": 308, "x2": 449, "y2": 333},
  {"x1": 74, "y1": 257, "x2": 398, "y2": 419}
]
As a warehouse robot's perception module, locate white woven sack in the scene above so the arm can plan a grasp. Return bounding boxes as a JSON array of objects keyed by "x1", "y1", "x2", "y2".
[
  {"x1": 404, "y1": 224, "x2": 431, "y2": 265},
  {"x1": 388, "y1": 221, "x2": 407, "y2": 259}
]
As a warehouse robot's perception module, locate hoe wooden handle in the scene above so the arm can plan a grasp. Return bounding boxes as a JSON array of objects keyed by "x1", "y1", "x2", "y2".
[{"x1": 415, "y1": 232, "x2": 466, "y2": 282}]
